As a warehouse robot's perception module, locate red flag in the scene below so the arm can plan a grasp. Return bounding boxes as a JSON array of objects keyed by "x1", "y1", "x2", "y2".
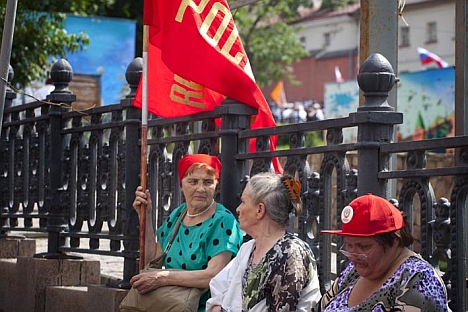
[{"x1": 135, "y1": 0, "x2": 282, "y2": 173}]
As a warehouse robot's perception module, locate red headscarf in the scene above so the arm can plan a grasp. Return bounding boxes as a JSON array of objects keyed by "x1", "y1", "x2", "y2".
[{"x1": 178, "y1": 154, "x2": 222, "y2": 182}]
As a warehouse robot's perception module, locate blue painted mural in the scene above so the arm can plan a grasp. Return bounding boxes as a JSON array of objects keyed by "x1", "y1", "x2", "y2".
[
  {"x1": 396, "y1": 68, "x2": 454, "y2": 141},
  {"x1": 65, "y1": 15, "x2": 136, "y2": 105},
  {"x1": 324, "y1": 80, "x2": 360, "y2": 142},
  {"x1": 324, "y1": 68, "x2": 455, "y2": 143}
]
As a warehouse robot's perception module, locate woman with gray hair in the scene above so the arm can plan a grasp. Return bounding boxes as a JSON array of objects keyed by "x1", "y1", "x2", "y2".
[{"x1": 206, "y1": 172, "x2": 321, "y2": 312}]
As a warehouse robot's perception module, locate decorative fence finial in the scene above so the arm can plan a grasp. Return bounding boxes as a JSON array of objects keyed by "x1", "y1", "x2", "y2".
[
  {"x1": 50, "y1": 59, "x2": 73, "y2": 94},
  {"x1": 357, "y1": 53, "x2": 395, "y2": 111},
  {"x1": 125, "y1": 57, "x2": 143, "y2": 99}
]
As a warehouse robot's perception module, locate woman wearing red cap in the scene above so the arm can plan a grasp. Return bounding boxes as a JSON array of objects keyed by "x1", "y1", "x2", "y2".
[
  {"x1": 206, "y1": 172, "x2": 321, "y2": 312},
  {"x1": 131, "y1": 154, "x2": 243, "y2": 312},
  {"x1": 313, "y1": 193, "x2": 451, "y2": 311}
]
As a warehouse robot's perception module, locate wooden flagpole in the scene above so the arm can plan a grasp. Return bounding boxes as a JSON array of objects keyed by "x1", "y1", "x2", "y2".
[{"x1": 139, "y1": 25, "x2": 149, "y2": 271}]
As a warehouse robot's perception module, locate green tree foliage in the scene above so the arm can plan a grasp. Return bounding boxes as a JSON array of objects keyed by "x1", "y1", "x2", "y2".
[
  {"x1": 229, "y1": 0, "x2": 314, "y2": 88},
  {"x1": 0, "y1": 0, "x2": 116, "y2": 87},
  {"x1": 320, "y1": 0, "x2": 357, "y2": 10},
  {"x1": 276, "y1": 130, "x2": 324, "y2": 149}
]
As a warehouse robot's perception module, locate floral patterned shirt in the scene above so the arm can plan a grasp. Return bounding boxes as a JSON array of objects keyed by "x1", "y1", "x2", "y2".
[
  {"x1": 241, "y1": 233, "x2": 317, "y2": 311},
  {"x1": 315, "y1": 255, "x2": 451, "y2": 312}
]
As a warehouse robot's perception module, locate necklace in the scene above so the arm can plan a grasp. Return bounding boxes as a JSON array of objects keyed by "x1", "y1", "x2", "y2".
[{"x1": 186, "y1": 199, "x2": 215, "y2": 218}]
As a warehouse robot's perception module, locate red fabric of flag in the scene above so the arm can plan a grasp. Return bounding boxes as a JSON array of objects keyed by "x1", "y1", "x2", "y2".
[{"x1": 135, "y1": 0, "x2": 282, "y2": 173}]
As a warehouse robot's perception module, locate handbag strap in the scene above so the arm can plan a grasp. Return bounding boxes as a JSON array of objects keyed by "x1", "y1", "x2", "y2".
[
  {"x1": 162, "y1": 208, "x2": 187, "y2": 254},
  {"x1": 146, "y1": 209, "x2": 186, "y2": 269}
]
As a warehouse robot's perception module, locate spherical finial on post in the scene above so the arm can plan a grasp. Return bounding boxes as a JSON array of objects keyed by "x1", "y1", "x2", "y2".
[
  {"x1": 125, "y1": 57, "x2": 143, "y2": 99},
  {"x1": 357, "y1": 53, "x2": 395, "y2": 111},
  {"x1": 50, "y1": 59, "x2": 73, "y2": 94}
]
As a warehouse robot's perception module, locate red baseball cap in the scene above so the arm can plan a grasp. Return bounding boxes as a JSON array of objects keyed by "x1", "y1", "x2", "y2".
[
  {"x1": 321, "y1": 193, "x2": 404, "y2": 236},
  {"x1": 178, "y1": 154, "x2": 222, "y2": 182}
]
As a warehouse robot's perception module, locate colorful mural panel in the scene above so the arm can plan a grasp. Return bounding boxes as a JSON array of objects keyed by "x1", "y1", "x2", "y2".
[
  {"x1": 324, "y1": 68, "x2": 455, "y2": 143},
  {"x1": 324, "y1": 80, "x2": 359, "y2": 143},
  {"x1": 65, "y1": 15, "x2": 136, "y2": 106},
  {"x1": 396, "y1": 68, "x2": 454, "y2": 141}
]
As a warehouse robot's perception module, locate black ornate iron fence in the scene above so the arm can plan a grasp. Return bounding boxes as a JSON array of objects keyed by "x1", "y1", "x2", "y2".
[{"x1": 1, "y1": 53, "x2": 467, "y2": 311}]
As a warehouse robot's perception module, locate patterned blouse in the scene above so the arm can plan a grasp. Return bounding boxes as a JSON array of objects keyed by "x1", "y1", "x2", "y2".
[
  {"x1": 241, "y1": 233, "x2": 316, "y2": 312},
  {"x1": 314, "y1": 255, "x2": 451, "y2": 312}
]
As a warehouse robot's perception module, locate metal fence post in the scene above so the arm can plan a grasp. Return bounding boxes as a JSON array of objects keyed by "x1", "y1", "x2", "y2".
[
  {"x1": 350, "y1": 53, "x2": 402, "y2": 198},
  {"x1": 39, "y1": 59, "x2": 77, "y2": 257},
  {"x1": 215, "y1": 98, "x2": 257, "y2": 215}
]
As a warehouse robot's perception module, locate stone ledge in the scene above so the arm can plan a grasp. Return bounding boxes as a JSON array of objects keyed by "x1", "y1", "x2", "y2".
[
  {"x1": 44, "y1": 285, "x2": 129, "y2": 312},
  {"x1": 87, "y1": 285, "x2": 129, "y2": 312},
  {"x1": 45, "y1": 286, "x2": 88, "y2": 312},
  {"x1": 0, "y1": 259, "x2": 17, "y2": 312},
  {"x1": 7, "y1": 257, "x2": 100, "y2": 312},
  {"x1": 0, "y1": 238, "x2": 36, "y2": 258}
]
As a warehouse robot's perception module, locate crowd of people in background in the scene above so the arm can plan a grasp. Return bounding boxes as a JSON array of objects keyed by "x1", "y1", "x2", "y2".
[{"x1": 269, "y1": 100, "x2": 325, "y2": 124}]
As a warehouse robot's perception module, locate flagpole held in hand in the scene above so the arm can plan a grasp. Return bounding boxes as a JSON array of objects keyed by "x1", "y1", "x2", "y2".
[{"x1": 138, "y1": 24, "x2": 149, "y2": 272}]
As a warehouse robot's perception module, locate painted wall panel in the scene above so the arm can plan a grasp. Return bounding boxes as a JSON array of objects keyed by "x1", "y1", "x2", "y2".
[
  {"x1": 65, "y1": 15, "x2": 136, "y2": 106},
  {"x1": 324, "y1": 68, "x2": 455, "y2": 143}
]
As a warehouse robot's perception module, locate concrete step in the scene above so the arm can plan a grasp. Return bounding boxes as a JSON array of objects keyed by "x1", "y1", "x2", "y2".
[
  {"x1": 0, "y1": 237, "x2": 129, "y2": 312},
  {"x1": 45, "y1": 285, "x2": 128, "y2": 312}
]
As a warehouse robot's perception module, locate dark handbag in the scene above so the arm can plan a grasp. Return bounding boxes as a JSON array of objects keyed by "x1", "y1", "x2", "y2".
[{"x1": 120, "y1": 209, "x2": 208, "y2": 312}]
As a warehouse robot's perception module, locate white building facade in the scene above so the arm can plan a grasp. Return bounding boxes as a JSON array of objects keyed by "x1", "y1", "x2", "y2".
[{"x1": 276, "y1": 0, "x2": 456, "y2": 104}]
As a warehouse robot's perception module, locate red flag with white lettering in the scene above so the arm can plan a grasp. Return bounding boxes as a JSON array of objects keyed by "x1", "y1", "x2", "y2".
[{"x1": 134, "y1": 0, "x2": 282, "y2": 173}]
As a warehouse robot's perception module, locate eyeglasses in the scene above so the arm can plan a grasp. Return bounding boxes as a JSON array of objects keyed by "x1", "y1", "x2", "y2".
[{"x1": 339, "y1": 244, "x2": 378, "y2": 260}]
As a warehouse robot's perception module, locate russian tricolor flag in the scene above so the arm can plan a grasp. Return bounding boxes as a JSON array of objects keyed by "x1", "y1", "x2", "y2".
[{"x1": 417, "y1": 47, "x2": 449, "y2": 68}]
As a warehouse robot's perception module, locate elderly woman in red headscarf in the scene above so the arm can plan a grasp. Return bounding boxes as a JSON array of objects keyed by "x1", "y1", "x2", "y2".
[{"x1": 131, "y1": 154, "x2": 243, "y2": 312}]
